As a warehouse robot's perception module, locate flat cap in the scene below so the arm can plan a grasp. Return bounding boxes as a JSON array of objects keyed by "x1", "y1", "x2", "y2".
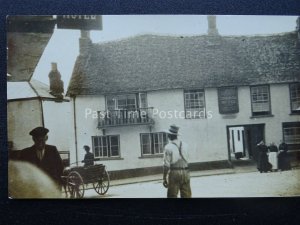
[{"x1": 29, "y1": 127, "x2": 49, "y2": 137}]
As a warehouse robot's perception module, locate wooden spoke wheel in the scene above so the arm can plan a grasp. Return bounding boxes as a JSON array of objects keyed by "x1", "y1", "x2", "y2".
[
  {"x1": 67, "y1": 171, "x2": 85, "y2": 198},
  {"x1": 93, "y1": 169, "x2": 110, "y2": 195}
]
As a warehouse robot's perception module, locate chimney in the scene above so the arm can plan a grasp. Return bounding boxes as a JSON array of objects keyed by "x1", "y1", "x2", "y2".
[
  {"x1": 48, "y1": 62, "x2": 64, "y2": 99},
  {"x1": 79, "y1": 30, "x2": 92, "y2": 55},
  {"x1": 51, "y1": 62, "x2": 57, "y2": 71},
  {"x1": 207, "y1": 15, "x2": 219, "y2": 36}
]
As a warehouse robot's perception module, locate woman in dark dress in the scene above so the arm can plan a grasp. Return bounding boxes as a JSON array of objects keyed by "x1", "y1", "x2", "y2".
[
  {"x1": 256, "y1": 141, "x2": 271, "y2": 173},
  {"x1": 278, "y1": 141, "x2": 291, "y2": 171}
]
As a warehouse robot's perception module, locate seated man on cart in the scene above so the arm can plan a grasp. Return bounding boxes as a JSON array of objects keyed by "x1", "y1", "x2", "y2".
[{"x1": 82, "y1": 145, "x2": 94, "y2": 167}]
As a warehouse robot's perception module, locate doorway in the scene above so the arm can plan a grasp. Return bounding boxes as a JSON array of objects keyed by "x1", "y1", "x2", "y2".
[{"x1": 228, "y1": 124, "x2": 265, "y2": 162}]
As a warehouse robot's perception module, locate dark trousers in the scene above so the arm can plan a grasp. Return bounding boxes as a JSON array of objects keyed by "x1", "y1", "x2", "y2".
[{"x1": 167, "y1": 170, "x2": 191, "y2": 198}]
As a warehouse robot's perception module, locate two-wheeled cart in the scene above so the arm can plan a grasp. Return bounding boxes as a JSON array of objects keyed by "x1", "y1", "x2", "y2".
[{"x1": 62, "y1": 163, "x2": 110, "y2": 198}]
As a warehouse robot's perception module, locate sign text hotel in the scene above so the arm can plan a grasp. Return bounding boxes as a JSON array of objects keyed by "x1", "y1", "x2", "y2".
[{"x1": 57, "y1": 15, "x2": 102, "y2": 30}]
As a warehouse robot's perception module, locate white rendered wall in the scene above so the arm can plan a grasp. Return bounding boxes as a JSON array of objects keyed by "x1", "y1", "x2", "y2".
[
  {"x1": 42, "y1": 100, "x2": 73, "y2": 153},
  {"x1": 72, "y1": 83, "x2": 300, "y2": 172}
]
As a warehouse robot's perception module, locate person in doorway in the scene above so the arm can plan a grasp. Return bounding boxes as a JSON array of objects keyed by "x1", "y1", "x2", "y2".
[
  {"x1": 278, "y1": 140, "x2": 291, "y2": 171},
  {"x1": 163, "y1": 124, "x2": 191, "y2": 198},
  {"x1": 268, "y1": 142, "x2": 279, "y2": 172},
  {"x1": 82, "y1": 145, "x2": 94, "y2": 167},
  {"x1": 256, "y1": 140, "x2": 272, "y2": 173},
  {"x1": 19, "y1": 127, "x2": 64, "y2": 189}
]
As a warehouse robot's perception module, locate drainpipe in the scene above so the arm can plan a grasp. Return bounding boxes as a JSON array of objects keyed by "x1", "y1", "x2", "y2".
[
  {"x1": 40, "y1": 98, "x2": 45, "y2": 127},
  {"x1": 73, "y1": 96, "x2": 78, "y2": 166}
]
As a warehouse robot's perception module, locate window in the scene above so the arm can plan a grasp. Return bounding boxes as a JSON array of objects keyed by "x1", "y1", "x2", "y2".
[
  {"x1": 184, "y1": 90, "x2": 206, "y2": 119},
  {"x1": 139, "y1": 93, "x2": 148, "y2": 109},
  {"x1": 218, "y1": 87, "x2": 239, "y2": 114},
  {"x1": 290, "y1": 83, "x2": 300, "y2": 113},
  {"x1": 106, "y1": 93, "x2": 147, "y2": 111},
  {"x1": 103, "y1": 93, "x2": 150, "y2": 126},
  {"x1": 92, "y1": 135, "x2": 120, "y2": 158},
  {"x1": 250, "y1": 85, "x2": 271, "y2": 116},
  {"x1": 140, "y1": 132, "x2": 168, "y2": 156},
  {"x1": 283, "y1": 122, "x2": 300, "y2": 151}
]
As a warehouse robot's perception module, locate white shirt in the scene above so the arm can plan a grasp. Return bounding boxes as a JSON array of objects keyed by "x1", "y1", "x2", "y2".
[
  {"x1": 36, "y1": 148, "x2": 45, "y2": 160},
  {"x1": 163, "y1": 139, "x2": 189, "y2": 168}
]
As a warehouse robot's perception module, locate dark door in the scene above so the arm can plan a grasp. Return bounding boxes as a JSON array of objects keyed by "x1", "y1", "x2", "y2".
[{"x1": 246, "y1": 124, "x2": 265, "y2": 161}]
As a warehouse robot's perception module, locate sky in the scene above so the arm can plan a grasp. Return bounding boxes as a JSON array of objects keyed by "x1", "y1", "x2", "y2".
[{"x1": 32, "y1": 15, "x2": 299, "y2": 92}]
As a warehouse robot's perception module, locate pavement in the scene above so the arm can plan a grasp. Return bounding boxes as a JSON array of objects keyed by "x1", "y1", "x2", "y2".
[{"x1": 109, "y1": 164, "x2": 258, "y2": 187}]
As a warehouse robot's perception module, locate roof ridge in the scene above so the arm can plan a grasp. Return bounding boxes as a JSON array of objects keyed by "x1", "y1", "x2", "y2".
[
  {"x1": 68, "y1": 30, "x2": 300, "y2": 96},
  {"x1": 93, "y1": 31, "x2": 297, "y2": 45}
]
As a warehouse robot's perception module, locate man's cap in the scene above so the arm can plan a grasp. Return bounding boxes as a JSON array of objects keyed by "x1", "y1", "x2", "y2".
[
  {"x1": 165, "y1": 124, "x2": 180, "y2": 136},
  {"x1": 29, "y1": 127, "x2": 49, "y2": 137}
]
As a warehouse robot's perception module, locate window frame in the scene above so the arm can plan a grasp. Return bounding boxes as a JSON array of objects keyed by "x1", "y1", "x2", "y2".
[
  {"x1": 184, "y1": 89, "x2": 206, "y2": 119},
  {"x1": 92, "y1": 135, "x2": 120, "y2": 159},
  {"x1": 250, "y1": 85, "x2": 272, "y2": 117},
  {"x1": 289, "y1": 83, "x2": 300, "y2": 114},
  {"x1": 105, "y1": 92, "x2": 148, "y2": 111},
  {"x1": 282, "y1": 122, "x2": 300, "y2": 152},
  {"x1": 140, "y1": 132, "x2": 168, "y2": 156},
  {"x1": 140, "y1": 133, "x2": 152, "y2": 156}
]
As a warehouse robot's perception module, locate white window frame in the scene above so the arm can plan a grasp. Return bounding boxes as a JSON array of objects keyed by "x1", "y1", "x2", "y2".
[
  {"x1": 250, "y1": 85, "x2": 271, "y2": 116},
  {"x1": 184, "y1": 89, "x2": 206, "y2": 119},
  {"x1": 92, "y1": 135, "x2": 120, "y2": 158},
  {"x1": 106, "y1": 93, "x2": 147, "y2": 111},
  {"x1": 140, "y1": 132, "x2": 168, "y2": 156},
  {"x1": 140, "y1": 133, "x2": 152, "y2": 156}
]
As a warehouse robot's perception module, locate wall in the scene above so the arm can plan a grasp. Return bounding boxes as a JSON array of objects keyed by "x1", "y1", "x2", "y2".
[
  {"x1": 7, "y1": 99, "x2": 43, "y2": 150},
  {"x1": 73, "y1": 95, "x2": 159, "y2": 170},
  {"x1": 267, "y1": 84, "x2": 299, "y2": 144},
  {"x1": 72, "y1": 83, "x2": 300, "y2": 173},
  {"x1": 42, "y1": 100, "x2": 73, "y2": 153},
  {"x1": 72, "y1": 95, "x2": 105, "y2": 166},
  {"x1": 148, "y1": 88, "x2": 228, "y2": 163}
]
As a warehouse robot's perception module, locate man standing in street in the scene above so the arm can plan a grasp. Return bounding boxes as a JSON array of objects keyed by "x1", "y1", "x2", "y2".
[
  {"x1": 19, "y1": 127, "x2": 64, "y2": 189},
  {"x1": 163, "y1": 124, "x2": 191, "y2": 198}
]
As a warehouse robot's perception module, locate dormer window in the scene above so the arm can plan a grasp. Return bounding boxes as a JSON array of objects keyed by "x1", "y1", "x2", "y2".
[
  {"x1": 106, "y1": 93, "x2": 147, "y2": 110},
  {"x1": 98, "y1": 93, "x2": 152, "y2": 128}
]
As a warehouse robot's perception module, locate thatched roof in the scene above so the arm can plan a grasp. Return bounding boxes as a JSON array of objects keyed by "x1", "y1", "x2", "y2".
[{"x1": 67, "y1": 32, "x2": 300, "y2": 96}]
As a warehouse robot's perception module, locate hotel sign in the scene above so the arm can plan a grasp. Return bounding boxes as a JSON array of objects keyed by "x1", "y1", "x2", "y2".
[
  {"x1": 218, "y1": 87, "x2": 239, "y2": 114},
  {"x1": 57, "y1": 15, "x2": 102, "y2": 30}
]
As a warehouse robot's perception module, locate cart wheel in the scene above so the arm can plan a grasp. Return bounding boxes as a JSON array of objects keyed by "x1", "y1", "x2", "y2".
[
  {"x1": 67, "y1": 171, "x2": 85, "y2": 198},
  {"x1": 93, "y1": 169, "x2": 110, "y2": 195}
]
